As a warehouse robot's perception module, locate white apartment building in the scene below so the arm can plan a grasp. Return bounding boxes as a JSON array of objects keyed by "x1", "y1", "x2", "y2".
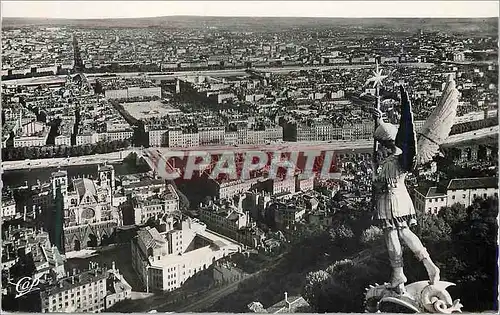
[
  {"x1": 2, "y1": 200, "x2": 16, "y2": 219},
  {"x1": 167, "y1": 129, "x2": 200, "y2": 148},
  {"x1": 40, "y1": 265, "x2": 131, "y2": 313},
  {"x1": 55, "y1": 135, "x2": 72, "y2": 146},
  {"x1": 13, "y1": 131, "x2": 49, "y2": 147},
  {"x1": 103, "y1": 121, "x2": 133, "y2": 142},
  {"x1": 133, "y1": 197, "x2": 167, "y2": 225},
  {"x1": 149, "y1": 129, "x2": 168, "y2": 147},
  {"x1": 223, "y1": 131, "x2": 238, "y2": 145},
  {"x1": 245, "y1": 130, "x2": 266, "y2": 145},
  {"x1": 296, "y1": 121, "x2": 373, "y2": 142},
  {"x1": 131, "y1": 218, "x2": 240, "y2": 293},
  {"x1": 296, "y1": 125, "x2": 314, "y2": 142},
  {"x1": 199, "y1": 126, "x2": 225, "y2": 146},
  {"x1": 446, "y1": 177, "x2": 498, "y2": 207},
  {"x1": 414, "y1": 187, "x2": 448, "y2": 214},
  {"x1": 414, "y1": 177, "x2": 498, "y2": 214},
  {"x1": 271, "y1": 177, "x2": 297, "y2": 195},
  {"x1": 103, "y1": 130, "x2": 133, "y2": 142},
  {"x1": 264, "y1": 126, "x2": 284, "y2": 143},
  {"x1": 199, "y1": 203, "x2": 251, "y2": 233},
  {"x1": 75, "y1": 132, "x2": 99, "y2": 146},
  {"x1": 314, "y1": 123, "x2": 333, "y2": 141}
]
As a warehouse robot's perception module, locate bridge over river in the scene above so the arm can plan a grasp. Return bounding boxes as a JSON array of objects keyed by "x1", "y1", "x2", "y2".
[{"x1": 3, "y1": 125, "x2": 497, "y2": 172}]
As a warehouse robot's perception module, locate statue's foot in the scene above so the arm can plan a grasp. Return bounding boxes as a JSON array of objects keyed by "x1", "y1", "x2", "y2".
[
  {"x1": 390, "y1": 268, "x2": 408, "y2": 289},
  {"x1": 391, "y1": 283, "x2": 406, "y2": 295},
  {"x1": 423, "y1": 258, "x2": 440, "y2": 284}
]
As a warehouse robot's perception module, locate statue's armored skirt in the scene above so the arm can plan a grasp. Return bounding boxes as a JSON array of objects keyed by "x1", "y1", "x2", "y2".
[{"x1": 374, "y1": 153, "x2": 417, "y2": 229}]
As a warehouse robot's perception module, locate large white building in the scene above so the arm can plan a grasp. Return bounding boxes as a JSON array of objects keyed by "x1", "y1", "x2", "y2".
[
  {"x1": 295, "y1": 120, "x2": 374, "y2": 142},
  {"x1": 131, "y1": 217, "x2": 241, "y2": 292},
  {"x1": 167, "y1": 129, "x2": 200, "y2": 148},
  {"x1": 103, "y1": 130, "x2": 134, "y2": 142},
  {"x1": 199, "y1": 126, "x2": 225, "y2": 146},
  {"x1": 243, "y1": 126, "x2": 283, "y2": 145},
  {"x1": 75, "y1": 132, "x2": 99, "y2": 146},
  {"x1": 149, "y1": 129, "x2": 168, "y2": 147},
  {"x1": 103, "y1": 121, "x2": 134, "y2": 142},
  {"x1": 160, "y1": 125, "x2": 282, "y2": 148},
  {"x1": 13, "y1": 130, "x2": 50, "y2": 147},
  {"x1": 54, "y1": 135, "x2": 72, "y2": 146},
  {"x1": 414, "y1": 177, "x2": 498, "y2": 214}
]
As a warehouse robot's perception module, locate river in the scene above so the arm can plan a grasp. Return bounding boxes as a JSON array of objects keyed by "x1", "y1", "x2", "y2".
[{"x1": 2, "y1": 162, "x2": 149, "y2": 188}]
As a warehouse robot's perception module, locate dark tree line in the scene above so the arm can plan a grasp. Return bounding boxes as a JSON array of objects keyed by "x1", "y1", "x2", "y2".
[
  {"x1": 2, "y1": 140, "x2": 131, "y2": 161},
  {"x1": 303, "y1": 197, "x2": 498, "y2": 313}
]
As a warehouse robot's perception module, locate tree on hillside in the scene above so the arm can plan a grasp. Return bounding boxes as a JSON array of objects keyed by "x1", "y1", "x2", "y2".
[
  {"x1": 304, "y1": 258, "x2": 389, "y2": 313},
  {"x1": 303, "y1": 197, "x2": 498, "y2": 313}
]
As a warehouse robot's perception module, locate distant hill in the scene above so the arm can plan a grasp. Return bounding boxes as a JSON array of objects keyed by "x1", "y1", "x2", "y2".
[{"x1": 2, "y1": 16, "x2": 497, "y2": 35}]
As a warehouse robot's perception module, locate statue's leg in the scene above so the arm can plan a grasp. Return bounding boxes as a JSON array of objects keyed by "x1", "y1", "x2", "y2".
[
  {"x1": 384, "y1": 227, "x2": 407, "y2": 291},
  {"x1": 398, "y1": 227, "x2": 440, "y2": 284}
]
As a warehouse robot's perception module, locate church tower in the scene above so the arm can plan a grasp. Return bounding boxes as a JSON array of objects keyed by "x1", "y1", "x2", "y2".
[
  {"x1": 98, "y1": 164, "x2": 115, "y2": 191},
  {"x1": 51, "y1": 169, "x2": 69, "y2": 210},
  {"x1": 98, "y1": 164, "x2": 115, "y2": 204}
]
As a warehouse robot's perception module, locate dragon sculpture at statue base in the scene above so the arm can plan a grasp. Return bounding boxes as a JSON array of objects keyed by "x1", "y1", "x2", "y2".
[{"x1": 364, "y1": 281, "x2": 463, "y2": 313}]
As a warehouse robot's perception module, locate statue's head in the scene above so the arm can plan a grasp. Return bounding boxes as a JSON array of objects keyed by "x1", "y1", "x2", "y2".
[{"x1": 374, "y1": 122, "x2": 397, "y2": 150}]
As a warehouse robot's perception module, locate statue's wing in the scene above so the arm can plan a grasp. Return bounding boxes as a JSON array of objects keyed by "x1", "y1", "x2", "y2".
[
  {"x1": 395, "y1": 85, "x2": 417, "y2": 172},
  {"x1": 416, "y1": 75, "x2": 459, "y2": 166}
]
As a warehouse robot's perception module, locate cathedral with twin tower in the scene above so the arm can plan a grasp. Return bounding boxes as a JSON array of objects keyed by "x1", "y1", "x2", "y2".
[{"x1": 49, "y1": 164, "x2": 121, "y2": 253}]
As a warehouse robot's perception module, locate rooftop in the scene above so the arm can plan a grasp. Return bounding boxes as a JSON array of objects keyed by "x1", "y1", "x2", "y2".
[
  {"x1": 150, "y1": 244, "x2": 215, "y2": 269},
  {"x1": 447, "y1": 177, "x2": 498, "y2": 191},
  {"x1": 426, "y1": 187, "x2": 447, "y2": 198},
  {"x1": 73, "y1": 178, "x2": 97, "y2": 200},
  {"x1": 124, "y1": 178, "x2": 165, "y2": 189},
  {"x1": 40, "y1": 268, "x2": 107, "y2": 298},
  {"x1": 266, "y1": 294, "x2": 312, "y2": 313},
  {"x1": 137, "y1": 227, "x2": 166, "y2": 249}
]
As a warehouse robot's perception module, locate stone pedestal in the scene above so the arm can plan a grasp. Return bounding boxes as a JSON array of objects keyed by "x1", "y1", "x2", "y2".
[{"x1": 365, "y1": 281, "x2": 463, "y2": 313}]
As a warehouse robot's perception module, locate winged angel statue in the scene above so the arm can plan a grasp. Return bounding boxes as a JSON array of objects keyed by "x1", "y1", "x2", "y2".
[{"x1": 365, "y1": 75, "x2": 464, "y2": 313}]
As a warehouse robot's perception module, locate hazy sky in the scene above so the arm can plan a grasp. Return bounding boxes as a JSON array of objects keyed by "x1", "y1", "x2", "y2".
[{"x1": 2, "y1": 1, "x2": 498, "y2": 19}]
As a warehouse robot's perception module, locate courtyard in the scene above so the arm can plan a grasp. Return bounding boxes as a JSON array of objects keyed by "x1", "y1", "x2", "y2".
[{"x1": 121, "y1": 100, "x2": 182, "y2": 120}]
